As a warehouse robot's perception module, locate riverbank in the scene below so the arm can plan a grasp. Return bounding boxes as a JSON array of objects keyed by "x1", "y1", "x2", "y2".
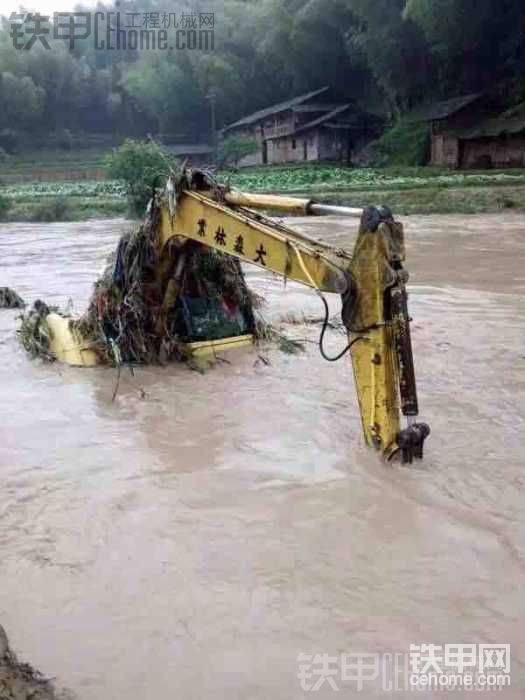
[
  {"x1": 3, "y1": 197, "x2": 128, "y2": 222},
  {"x1": 0, "y1": 625, "x2": 64, "y2": 700}
]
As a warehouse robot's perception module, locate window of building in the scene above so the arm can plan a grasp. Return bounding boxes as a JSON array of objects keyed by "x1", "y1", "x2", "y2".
[{"x1": 292, "y1": 139, "x2": 297, "y2": 149}]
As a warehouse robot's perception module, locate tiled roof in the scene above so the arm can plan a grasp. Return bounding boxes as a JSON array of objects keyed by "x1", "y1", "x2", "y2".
[
  {"x1": 407, "y1": 93, "x2": 483, "y2": 122},
  {"x1": 223, "y1": 87, "x2": 329, "y2": 131}
]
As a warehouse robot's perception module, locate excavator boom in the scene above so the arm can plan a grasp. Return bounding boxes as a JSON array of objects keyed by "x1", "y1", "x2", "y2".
[
  {"x1": 44, "y1": 169, "x2": 430, "y2": 463},
  {"x1": 160, "y1": 189, "x2": 350, "y2": 294}
]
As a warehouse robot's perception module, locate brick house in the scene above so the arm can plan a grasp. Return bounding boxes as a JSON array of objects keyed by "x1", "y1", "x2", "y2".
[{"x1": 412, "y1": 93, "x2": 525, "y2": 169}]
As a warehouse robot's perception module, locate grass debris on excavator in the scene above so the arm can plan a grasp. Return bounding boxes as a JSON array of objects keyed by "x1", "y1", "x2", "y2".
[{"x1": 19, "y1": 210, "x2": 263, "y2": 367}]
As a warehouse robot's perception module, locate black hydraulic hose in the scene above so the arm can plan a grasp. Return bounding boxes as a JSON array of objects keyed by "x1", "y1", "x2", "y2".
[{"x1": 317, "y1": 292, "x2": 365, "y2": 362}]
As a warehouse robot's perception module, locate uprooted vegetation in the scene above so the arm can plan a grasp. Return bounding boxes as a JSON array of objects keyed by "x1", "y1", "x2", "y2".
[
  {"x1": 18, "y1": 300, "x2": 58, "y2": 360},
  {"x1": 18, "y1": 199, "x2": 303, "y2": 368},
  {"x1": 0, "y1": 287, "x2": 25, "y2": 309},
  {"x1": 73, "y1": 217, "x2": 258, "y2": 365}
]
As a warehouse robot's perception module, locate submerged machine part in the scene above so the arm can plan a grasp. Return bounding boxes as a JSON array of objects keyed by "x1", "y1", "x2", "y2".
[
  {"x1": 397, "y1": 423, "x2": 431, "y2": 464},
  {"x1": 27, "y1": 168, "x2": 429, "y2": 463},
  {"x1": 0, "y1": 287, "x2": 25, "y2": 309}
]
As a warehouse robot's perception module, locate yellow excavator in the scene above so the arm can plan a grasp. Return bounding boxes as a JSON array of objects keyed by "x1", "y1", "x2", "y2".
[{"x1": 45, "y1": 169, "x2": 430, "y2": 464}]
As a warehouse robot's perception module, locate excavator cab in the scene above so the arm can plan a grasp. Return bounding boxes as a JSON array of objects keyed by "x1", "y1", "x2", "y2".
[{"x1": 39, "y1": 169, "x2": 430, "y2": 463}]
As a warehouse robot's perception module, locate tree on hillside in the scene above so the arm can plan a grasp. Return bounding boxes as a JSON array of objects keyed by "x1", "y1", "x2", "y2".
[
  {"x1": 404, "y1": 0, "x2": 525, "y2": 94},
  {"x1": 123, "y1": 53, "x2": 203, "y2": 135},
  {"x1": 0, "y1": 0, "x2": 524, "y2": 143},
  {"x1": 287, "y1": 0, "x2": 359, "y2": 96},
  {"x1": 0, "y1": 72, "x2": 44, "y2": 133},
  {"x1": 349, "y1": 0, "x2": 433, "y2": 115}
]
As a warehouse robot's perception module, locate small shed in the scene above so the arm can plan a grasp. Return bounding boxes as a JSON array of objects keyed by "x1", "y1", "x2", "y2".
[{"x1": 163, "y1": 143, "x2": 214, "y2": 165}]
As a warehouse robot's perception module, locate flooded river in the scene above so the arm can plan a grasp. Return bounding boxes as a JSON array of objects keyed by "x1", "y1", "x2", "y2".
[{"x1": 0, "y1": 213, "x2": 524, "y2": 698}]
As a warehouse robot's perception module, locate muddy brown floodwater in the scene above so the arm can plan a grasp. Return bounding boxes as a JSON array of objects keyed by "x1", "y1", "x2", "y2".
[{"x1": 0, "y1": 213, "x2": 524, "y2": 699}]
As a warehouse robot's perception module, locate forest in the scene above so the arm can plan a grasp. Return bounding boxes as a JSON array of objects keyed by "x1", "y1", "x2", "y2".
[{"x1": 0, "y1": 0, "x2": 525, "y2": 152}]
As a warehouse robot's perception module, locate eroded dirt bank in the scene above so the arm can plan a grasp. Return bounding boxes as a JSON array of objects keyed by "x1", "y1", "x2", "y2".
[
  {"x1": 0, "y1": 624, "x2": 65, "y2": 700},
  {"x1": 0, "y1": 213, "x2": 524, "y2": 698}
]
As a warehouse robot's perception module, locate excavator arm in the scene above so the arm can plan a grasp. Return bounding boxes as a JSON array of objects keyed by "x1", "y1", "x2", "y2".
[
  {"x1": 157, "y1": 172, "x2": 429, "y2": 462},
  {"x1": 46, "y1": 170, "x2": 430, "y2": 463}
]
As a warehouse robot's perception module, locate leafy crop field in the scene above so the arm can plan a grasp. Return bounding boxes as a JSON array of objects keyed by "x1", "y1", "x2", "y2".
[
  {"x1": 2, "y1": 180, "x2": 126, "y2": 200},
  {"x1": 4, "y1": 167, "x2": 525, "y2": 201},
  {"x1": 2, "y1": 164, "x2": 525, "y2": 220},
  {"x1": 225, "y1": 166, "x2": 525, "y2": 193}
]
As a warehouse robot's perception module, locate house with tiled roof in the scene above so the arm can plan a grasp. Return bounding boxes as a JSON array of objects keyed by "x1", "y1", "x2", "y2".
[{"x1": 222, "y1": 87, "x2": 379, "y2": 166}]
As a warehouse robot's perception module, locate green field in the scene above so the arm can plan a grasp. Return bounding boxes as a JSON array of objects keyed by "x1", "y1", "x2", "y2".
[
  {"x1": 2, "y1": 180, "x2": 125, "y2": 199},
  {"x1": 2, "y1": 155, "x2": 525, "y2": 220},
  {"x1": 224, "y1": 164, "x2": 525, "y2": 193}
]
